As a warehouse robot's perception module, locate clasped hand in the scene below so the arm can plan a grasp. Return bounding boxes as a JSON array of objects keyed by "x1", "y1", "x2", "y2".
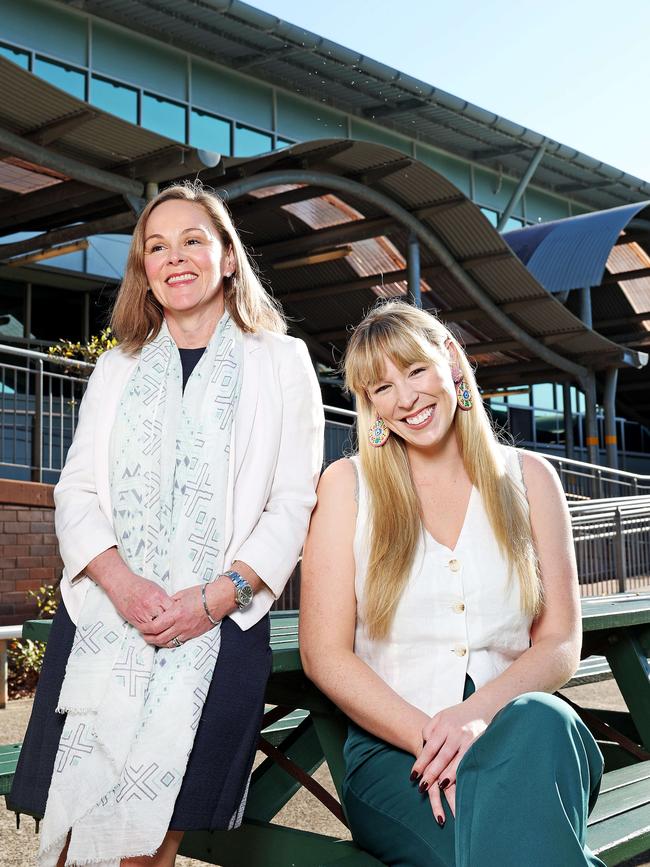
[
  {"x1": 105, "y1": 572, "x2": 224, "y2": 646},
  {"x1": 410, "y1": 698, "x2": 490, "y2": 822}
]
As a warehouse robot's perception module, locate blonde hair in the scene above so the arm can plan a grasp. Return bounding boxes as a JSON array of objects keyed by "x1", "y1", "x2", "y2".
[
  {"x1": 344, "y1": 300, "x2": 541, "y2": 640},
  {"x1": 111, "y1": 181, "x2": 286, "y2": 351}
]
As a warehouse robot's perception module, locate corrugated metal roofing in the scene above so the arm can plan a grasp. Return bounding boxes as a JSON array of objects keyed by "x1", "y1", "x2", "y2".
[
  {"x1": 56, "y1": 0, "x2": 650, "y2": 212},
  {"x1": 503, "y1": 203, "x2": 650, "y2": 293}
]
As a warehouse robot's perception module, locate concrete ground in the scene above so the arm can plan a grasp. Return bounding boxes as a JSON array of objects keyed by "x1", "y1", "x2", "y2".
[{"x1": 1, "y1": 681, "x2": 648, "y2": 866}]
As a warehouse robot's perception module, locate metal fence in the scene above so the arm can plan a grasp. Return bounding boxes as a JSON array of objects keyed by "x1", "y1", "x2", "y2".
[
  {"x1": 1, "y1": 343, "x2": 649, "y2": 599},
  {"x1": 0, "y1": 345, "x2": 92, "y2": 483}
]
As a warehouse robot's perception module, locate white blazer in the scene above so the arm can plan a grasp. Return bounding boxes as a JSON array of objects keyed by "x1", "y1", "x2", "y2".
[{"x1": 54, "y1": 330, "x2": 324, "y2": 630}]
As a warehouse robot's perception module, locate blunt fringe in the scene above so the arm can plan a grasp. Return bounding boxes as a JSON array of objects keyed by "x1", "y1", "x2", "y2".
[
  {"x1": 344, "y1": 300, "x2": 542, "y2": 640},
  {"x1": 111, "y1": 181, "x2": 286, "y2": 351}
]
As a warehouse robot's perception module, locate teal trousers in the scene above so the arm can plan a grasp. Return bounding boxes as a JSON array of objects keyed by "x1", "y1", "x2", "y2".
[{"x1": 342, "y1": 688, "x2": 605, "y2": 867}]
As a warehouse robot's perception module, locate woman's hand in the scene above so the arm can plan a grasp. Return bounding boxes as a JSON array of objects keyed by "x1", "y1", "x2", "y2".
[
  {"x1": 140, "y1": 577, "x2": 238, "y2": 647},
  {"x1": 104, "y1": 571, "x2": 173, "y2": 629},
  {"x1": 411, "y1": 697, "x2": 492, "y2": 820}
]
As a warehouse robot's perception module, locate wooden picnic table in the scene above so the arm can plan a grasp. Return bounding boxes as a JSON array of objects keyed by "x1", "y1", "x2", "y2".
[{"x1": 15, "y1": 593, "x2": 650, "y2": 866}]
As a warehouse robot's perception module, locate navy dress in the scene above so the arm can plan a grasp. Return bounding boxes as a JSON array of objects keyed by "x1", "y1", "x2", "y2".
[{"x1": 9, "y1": 347, "x2": 273, "y2": 830}]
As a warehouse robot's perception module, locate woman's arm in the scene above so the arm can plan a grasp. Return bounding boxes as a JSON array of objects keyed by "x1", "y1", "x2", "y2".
[
  {"x1": 300, "y1": 459, "x2": 429, "y2": 757},
  {"x1": 412, "y1": 451, "x2": 582, "y2": 798}
]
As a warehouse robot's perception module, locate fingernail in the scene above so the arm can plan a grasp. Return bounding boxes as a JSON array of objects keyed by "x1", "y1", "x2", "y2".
[
  {"x1": 439, "y1": 778, "x2": 450, "y2": 790},
  {"x1": 418, "y1": 780, "x2": 429, "y2": 793},
  {"x1": 409, "y1": 771, "x2": 418, "y2": 782},
  {"x1": 437, "y1": 814, "x2": 445, "y2": 827}
]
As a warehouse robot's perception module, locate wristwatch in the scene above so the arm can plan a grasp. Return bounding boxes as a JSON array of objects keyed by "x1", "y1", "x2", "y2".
[{"x1": 222, "y1": 570, "x2": 254, "y2": 610}]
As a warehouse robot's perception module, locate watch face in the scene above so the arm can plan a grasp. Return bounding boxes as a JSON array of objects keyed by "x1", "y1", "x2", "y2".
[{"x1": 237, "y1": 584, "x2": 253, "y2": 608}]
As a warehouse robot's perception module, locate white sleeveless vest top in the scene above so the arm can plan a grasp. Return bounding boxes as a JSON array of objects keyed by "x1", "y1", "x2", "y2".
[{"x1": 351, "y1": 446, "x2": 533, "y2": 718}]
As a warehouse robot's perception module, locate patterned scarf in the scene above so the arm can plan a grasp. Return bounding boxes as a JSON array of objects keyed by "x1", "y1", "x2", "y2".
[{"x1": 40, "y1": 314, "x2": 242, "y2": 866}]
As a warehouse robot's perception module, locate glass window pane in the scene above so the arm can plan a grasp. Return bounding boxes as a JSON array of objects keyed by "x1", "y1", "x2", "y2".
[
  {"x1": 234, "y1": 125, "x2": 272, "y2": 157},
  {"x1": 34, "y1": 57, "x2": 86, "y2": 99},
  {"x1": 506, "y1": 387, "x2": 530, "y2": 407},
  {"x1": 142, "y1": 93, "x2": 186, "y2": 141},
  {"x1": 275, "y1": 137, "x2": 294, "y2": 149},
  {"x1": 502, "y1": 216, "x2": 523, "y2": 232},
  {"x1": 532, "y1": 383, "x2": 554, "y2": 409},
  {"x1": 0, "y1": 43, "x2": 29, "y2": 69},
  {"x1": 190, "y1": 109, "x2": 231, "y2": 156},
  {"x1": 535, "y1": 409, "x2": 561, "y2": 444},
  {"x1": 555, "y1": 384, "x2": 564, "y2": 412},
  {"x1": 480, "y1": 207, "x2": 498, "y2": 227},
  {"x1": 578, "y1": 391, "x2": 586, "y2": 413},
  {"x1": 91, "y1": 76, "x2": 138, "y2": 123}
]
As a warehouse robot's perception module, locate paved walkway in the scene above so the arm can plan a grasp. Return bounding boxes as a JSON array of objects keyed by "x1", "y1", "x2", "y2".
[{"x1": 1, "y1": 681, "x2": 648, "y2": 866}]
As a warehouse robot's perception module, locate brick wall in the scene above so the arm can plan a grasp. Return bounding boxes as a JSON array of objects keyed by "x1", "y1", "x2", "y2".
[{"x1": 0, "y1": 480, "x2": 61, "y2": 626}]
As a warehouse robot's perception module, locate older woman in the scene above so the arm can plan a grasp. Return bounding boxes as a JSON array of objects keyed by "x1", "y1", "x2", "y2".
[
  {"x1": 10, "y1": 182, "x2": 324, "y2": 867},
  {"x1": 300, "y1": 301, "x2": 604, "y2": 867}
]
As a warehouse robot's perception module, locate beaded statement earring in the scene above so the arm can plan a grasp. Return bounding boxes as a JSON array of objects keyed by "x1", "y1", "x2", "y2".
[
  {"x1": 452, "y1": 368, "x2": 473, "y2": 411},
  {"x1": 368, "y1": 415, "x2": 390, "y2": 447}
]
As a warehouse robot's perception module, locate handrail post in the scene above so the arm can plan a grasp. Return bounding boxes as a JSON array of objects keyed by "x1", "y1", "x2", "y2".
[
  {"x1": 633, "y1": 477, "x2": 639, "y2": 496},
  {"x1": 596, "y1": 468, "x2": 603, "y2": 500},
  {"x1": 613, "y1": 507, "x2": 627, "y2": 593},
  {"x1": 31, "y1": 359, "x2": 43, "y2": 483}
]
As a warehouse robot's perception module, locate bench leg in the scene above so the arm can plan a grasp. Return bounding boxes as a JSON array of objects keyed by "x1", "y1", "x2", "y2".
[
  {"x1": 0, "y1": 641, "x2": 7, "y2": 710},
  {"x1": 605, "y1": 628, "x2": 650, "y2": 751}
]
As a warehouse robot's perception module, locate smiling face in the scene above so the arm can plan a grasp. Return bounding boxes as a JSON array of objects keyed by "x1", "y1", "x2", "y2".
[
  {"x1": 143, "y1": 199, "x2": 234, "y2": 321},
  {"x1": 368, "y1": 348, "x2": 458, "y2": 451}
]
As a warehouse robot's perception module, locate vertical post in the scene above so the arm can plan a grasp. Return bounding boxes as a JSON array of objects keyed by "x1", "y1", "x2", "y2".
[
  {"x1": 581, "y1": 372, "x2": 599, "y2": 469},
  {"x1": 0, "y1": 640, "x2": 6, "y2": 710},
  {"x1": 23, "y1": 282, "x2": 32, "y2": 342},
  {"x1": 83, "y1": 292, "x2": 90, "y2": 344},
  {"x1": 145, "y1": 181, "x2": 159, "y2": 201},
  {"x1": 407, "y1": 234, "x2": 421, "y2": 308},
  {"x1": 580, "y1": 286, "x2": 593, "y2": 329},
  {"x1": 614, "y1": 507, "x2": 627, "y2": 593},
  {"x1": 31, "y1": 359, "x2": 43, "y2": 483},
  {"x1": 562, "y1": 382, "x2": 574, "y2": 459},
  {"x1": 603, "y1": 367, "x2": 619, "y2": 470}
]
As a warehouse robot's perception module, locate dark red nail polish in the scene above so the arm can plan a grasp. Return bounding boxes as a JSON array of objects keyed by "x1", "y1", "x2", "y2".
[
  {"x1": 409, "y1": 770, "x2": 418, "y2": 782},
  {"x1": 418, "y1": 780, "x2": 429, "y2": 793},
  {"x1": 437, "y1": 815, "x2": 445, "y2": 827},
  {"x1": 439, "y1": 778, "x2": 450, "y2": 790}
]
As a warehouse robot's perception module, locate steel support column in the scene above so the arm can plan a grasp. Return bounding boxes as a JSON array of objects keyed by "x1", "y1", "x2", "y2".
[
  {"x1": 562, "y1": 382, "x2": 574, "y2": 460},
  {"x1": 496, "y1": 143, "x2": 547, "y2": 232},
  {"x1": 581, "y1": 372, "x2": 599, "y2": 467},
  {"x1": 580, "y1": 286, "x2": 593, "y2": 329},
  {"x1": 219, "y1": 169, "x2": 588, "y2": 381},
  {"x1": 603, "y1": 367, "x2": 619, "y2": 469},
  {"x1": 407, "y1": 234, "x2": 421, "y2": 308}
]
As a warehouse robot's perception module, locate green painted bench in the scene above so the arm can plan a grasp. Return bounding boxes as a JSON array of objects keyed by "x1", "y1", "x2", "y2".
[{"x1": 4, "y1": 596, "x2": 650, "y2": 866}]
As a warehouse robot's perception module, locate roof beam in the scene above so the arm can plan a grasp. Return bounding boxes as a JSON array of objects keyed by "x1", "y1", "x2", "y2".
[
  {"x1": 361, "y1": 99, "x2": 428, "y2": 119},
  {"x1": 594, "y1": 311, "x2": 650, "y2": 330},
  {"x1": 0, "y1": 212, "x2": 135, "y2": 261},
  {"x1": 555, "y1": 180, "x2": 617, "y2": 194},
  {"x1": 600, "y1": 266, "x2": 650, "y2": 284},
  {"x1": 25, "y1": 109, "x2": 99, "y2": 147},
  {"x1": 257, "y1": 197, "x2": 466, "y2": 261},
  {"x1": 497, "y1": 143, "x2": 546, "y2": 231},
  {"x1": 471, "y1": 144, "x2": 531, "y2": 161},
  {"x1": 0, "y1": 181, "x2": 110, "y2": 233},
  {"x1": 0, "y1": 125, "x2": 144, "y2": 197}
]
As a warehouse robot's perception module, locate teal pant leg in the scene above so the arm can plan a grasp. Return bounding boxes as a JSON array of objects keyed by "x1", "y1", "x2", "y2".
[
  {"x1": 456, "y1": 692, "x2": 606, "y2": 867},
  {"x1": 342, "y1": 725, "x2": 457, "y2": 867}
]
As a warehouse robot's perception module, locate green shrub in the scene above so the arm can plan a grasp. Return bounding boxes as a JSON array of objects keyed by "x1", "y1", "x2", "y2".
[{"x1": 8, "y1": 584, "x2": 59, "y2": 698}]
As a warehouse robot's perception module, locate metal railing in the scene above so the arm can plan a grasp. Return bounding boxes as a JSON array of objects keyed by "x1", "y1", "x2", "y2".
[
  {"x1": 1, "y1": 343, "x2": 649, "y2": 596},
  {"x1": 0, "y1": 344, "x2": 92, "y2": 483}
]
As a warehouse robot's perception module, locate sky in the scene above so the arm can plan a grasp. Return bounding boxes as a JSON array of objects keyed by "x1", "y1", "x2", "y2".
[{"x1": 249, "y1": 0, "x2": 650, "y2": 182}]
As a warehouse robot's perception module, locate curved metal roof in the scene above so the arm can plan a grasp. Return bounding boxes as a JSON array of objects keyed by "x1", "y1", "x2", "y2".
[
  {"x1": 503, "y1": 202, "x2": 650, "y2": 293},
  {"x1": 0, "y1": 60, "x2": 645, "y2": 389},
  {"x1": 52, "y1": 0, "x2": 650, "y2": 212}
]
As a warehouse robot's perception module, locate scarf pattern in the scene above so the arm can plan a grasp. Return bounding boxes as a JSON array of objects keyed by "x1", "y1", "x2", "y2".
[{"x1": 39, "y1": 315, "x2": 242, "y2": 866}]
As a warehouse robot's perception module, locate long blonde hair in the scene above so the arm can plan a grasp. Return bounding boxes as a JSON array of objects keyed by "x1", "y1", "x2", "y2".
[
  {"x1": 111, "y1": 181, "x2": 286, "y2": 351},
  {"x1": 344, "y1": 301, "x2": 541, "y2": 640}
]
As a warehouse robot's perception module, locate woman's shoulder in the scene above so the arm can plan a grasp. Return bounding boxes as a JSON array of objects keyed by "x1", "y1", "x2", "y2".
[
  {"x1": 92, "y1": 345, "x2": 138, "y2": 377},
  {"x1": 318, "y1": 458, "x2": 359, "y2": 503},
  {"x1": 247, "y1": 329, "x2": 305, "y2": 357},
  {"x1": 508, "y1": 446, "x2": 563, "y2": 499}
]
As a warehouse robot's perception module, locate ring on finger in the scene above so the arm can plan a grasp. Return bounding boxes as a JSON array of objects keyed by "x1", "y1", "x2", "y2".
[{"x1": 170, "y1": 636, "x2": 183, "y2": 648}]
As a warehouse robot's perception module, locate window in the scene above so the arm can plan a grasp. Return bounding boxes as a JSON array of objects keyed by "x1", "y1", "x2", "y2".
[
  {"x1": 91, "y1": 76, "x2": 138, "y2": 123},
  {"x1": 0, "y1": 43, "x2": 29, "y2": 69},
  {"x1": 502, "y1": 216, "x2": 523, "y2": 232},
  {"x1": 142, "y1": 93, "x2": 186, "y2": 141},
  {"x1": 535, "y1": 409, "x2": 561, "y2": 445},
  {"x1": 190, "y1": 109, "x2": 231, "y2": 156},
  {"x1": 234, "y1": 125, "x2": 272, "y2": 157},
  {"x1": 505, "y1": 387, "x2": 530, "y2": 407},
  {"x1": 532, "y1": 383, "x2": 554, "y2": 409},
  {"x1": 275, "y1": 137, "x2": 294, "y2": 149},
  {"x1": 480, "y1": 207, "x2": 498, "y2": 227},
  {"x1": 34, "y1": 57, "x2": 86, "y2": 99}
]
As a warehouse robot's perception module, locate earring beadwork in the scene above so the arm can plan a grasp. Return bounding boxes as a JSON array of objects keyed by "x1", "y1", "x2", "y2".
[
  {"x1": 369, "y1": 415, "x2": 390, "y2": 447},
  {"x1": 456, "y1": 377, "x2": 473, "y2": 411}
]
